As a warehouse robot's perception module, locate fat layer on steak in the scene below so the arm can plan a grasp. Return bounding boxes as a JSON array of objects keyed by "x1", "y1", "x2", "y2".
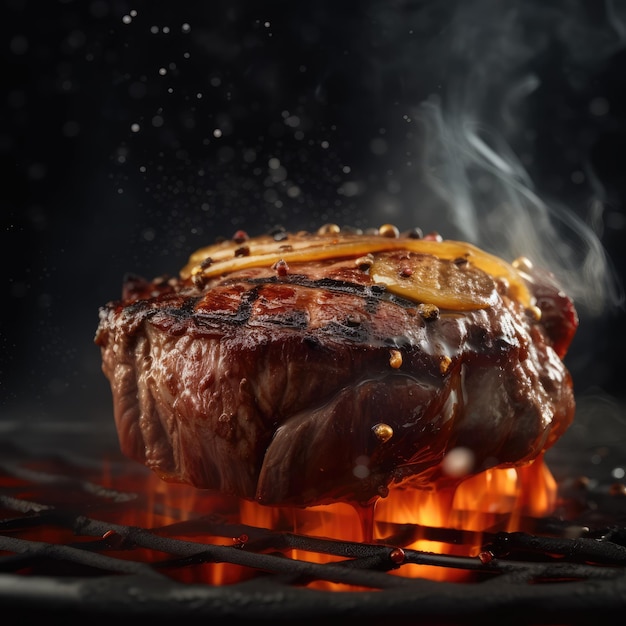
[{"x1": 94, "y1": 231, "x2": 578, "y2": 507}]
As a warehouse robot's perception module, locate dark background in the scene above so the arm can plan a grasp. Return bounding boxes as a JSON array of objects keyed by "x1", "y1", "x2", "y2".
[{"x1": 2, "y1": 0, "x2": 625, "y2": 440}]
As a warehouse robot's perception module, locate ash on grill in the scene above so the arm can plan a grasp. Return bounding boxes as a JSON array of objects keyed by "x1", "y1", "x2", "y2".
[{"x1": 1, "y1": 439, "x2": 626, "y2": 624}]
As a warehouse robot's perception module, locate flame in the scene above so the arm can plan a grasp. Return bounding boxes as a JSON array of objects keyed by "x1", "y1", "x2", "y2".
[
  {"x1": 373, "y1": 455, "x2": 557, "y2": 583},
  {"x1": 24, "y1": 453, "x2": 553, "y2": 589},
  {"x1": 112, "y1": 456, "x2": 553, "y2": 588},
  {"x1": 273, "y1": 455, "x2": 557, "y2": 588}
]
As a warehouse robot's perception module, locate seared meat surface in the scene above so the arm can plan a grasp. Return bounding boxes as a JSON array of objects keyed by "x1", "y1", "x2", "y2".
[{"x1": 95, "y1": 226, "x2": 578, "y2": 507}]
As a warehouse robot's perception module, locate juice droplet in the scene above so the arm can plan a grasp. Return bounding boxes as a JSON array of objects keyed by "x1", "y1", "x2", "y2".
[
  {"x1": 389, "y1": 547, "x2": 406, "y2": 565},
  {"x1": 478, "y1": 550, "x2": 494, "y2": 564},
  {"x1": 372, "y1": 422, "x2": 394, "y2": 442},
  {"x1": 353, "y1": 500, "x2": 377, "y2": 543},
  {"x1": 102, "y1": 529, "x2": 124, "y2": 549}
]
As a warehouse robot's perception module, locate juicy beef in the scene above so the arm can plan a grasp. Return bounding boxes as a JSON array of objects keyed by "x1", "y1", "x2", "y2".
[{"x1": 94, "y1": 227, "x2": 578, "y2": 507}]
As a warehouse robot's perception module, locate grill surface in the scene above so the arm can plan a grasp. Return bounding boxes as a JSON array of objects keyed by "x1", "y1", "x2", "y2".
[{"x1": 2, "y1": 413, "x2": 626, "y2": 625}]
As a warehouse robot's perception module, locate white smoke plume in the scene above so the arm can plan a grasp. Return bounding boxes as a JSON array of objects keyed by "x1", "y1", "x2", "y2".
[{"x1": 405, "y1": 0, "x2": 625, "y2": 316}]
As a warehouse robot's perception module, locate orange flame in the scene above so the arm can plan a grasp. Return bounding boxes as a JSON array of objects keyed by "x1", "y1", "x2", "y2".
[{"x1": 92, "y1": 454, "x2": 557, "y2": 588}]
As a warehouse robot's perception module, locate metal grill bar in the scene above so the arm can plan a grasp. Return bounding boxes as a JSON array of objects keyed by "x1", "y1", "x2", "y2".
[
  {"x1": 2, "y1": 442, "x2": 626, "y2": 623},
  {"x1": 2, "y1": 505, "x2": 624, "y2": 584}
]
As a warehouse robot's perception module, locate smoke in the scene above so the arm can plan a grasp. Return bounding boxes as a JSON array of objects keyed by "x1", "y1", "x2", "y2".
[
  {"x1": 405, "y1": 0, "x2": 625, "y2": 316},
  {"x1": 100, "y1": 1, "x2": 624, "y2": 322},
  {"x1": 416, "y1": 99, "x2": 622, "y2": 316},
  {"x1": 88, "y1": 1, "x2": 626, "y2": 319}
]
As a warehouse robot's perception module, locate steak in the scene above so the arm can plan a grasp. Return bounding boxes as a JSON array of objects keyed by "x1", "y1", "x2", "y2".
[{"x1": 94, "y1": 225, "x2": 579, "y2": 507}]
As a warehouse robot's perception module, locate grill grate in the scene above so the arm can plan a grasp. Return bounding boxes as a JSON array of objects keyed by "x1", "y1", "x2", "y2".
[{"x1": 1, "y1": 440, "x2": 626, "y2": 624}]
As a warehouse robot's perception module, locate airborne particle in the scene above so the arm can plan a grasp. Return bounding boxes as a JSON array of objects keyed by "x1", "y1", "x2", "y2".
[{"x1": 442, "y1": 447, "x2": 475, "y2": 478}]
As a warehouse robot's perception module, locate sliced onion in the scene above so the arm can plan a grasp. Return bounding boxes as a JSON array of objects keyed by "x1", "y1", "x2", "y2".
[
  {"x1": 180, "y1": 233, "x2": 533, "y2": 309},
  {"x1": 370, "y1": 252, "x2": 499, "y2": 310}
]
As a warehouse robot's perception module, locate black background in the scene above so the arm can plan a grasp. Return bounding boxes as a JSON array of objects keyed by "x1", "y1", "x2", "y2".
[{"x1": 2, "y1": 0, "x2": 625, "y2": 437}]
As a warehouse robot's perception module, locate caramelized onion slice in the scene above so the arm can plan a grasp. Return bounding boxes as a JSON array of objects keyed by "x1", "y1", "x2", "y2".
[
  {"x1": 371, "y1": 251, "x2": 499, "y2": 310},
  {"x1": 181, "y1": 234, "x2": 532, "y2": 310}
]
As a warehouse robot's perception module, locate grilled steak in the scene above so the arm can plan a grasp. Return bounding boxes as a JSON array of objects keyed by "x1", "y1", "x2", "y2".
[{"x1": 95, "y1": 225, "x2": 578, "y2": 507}]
